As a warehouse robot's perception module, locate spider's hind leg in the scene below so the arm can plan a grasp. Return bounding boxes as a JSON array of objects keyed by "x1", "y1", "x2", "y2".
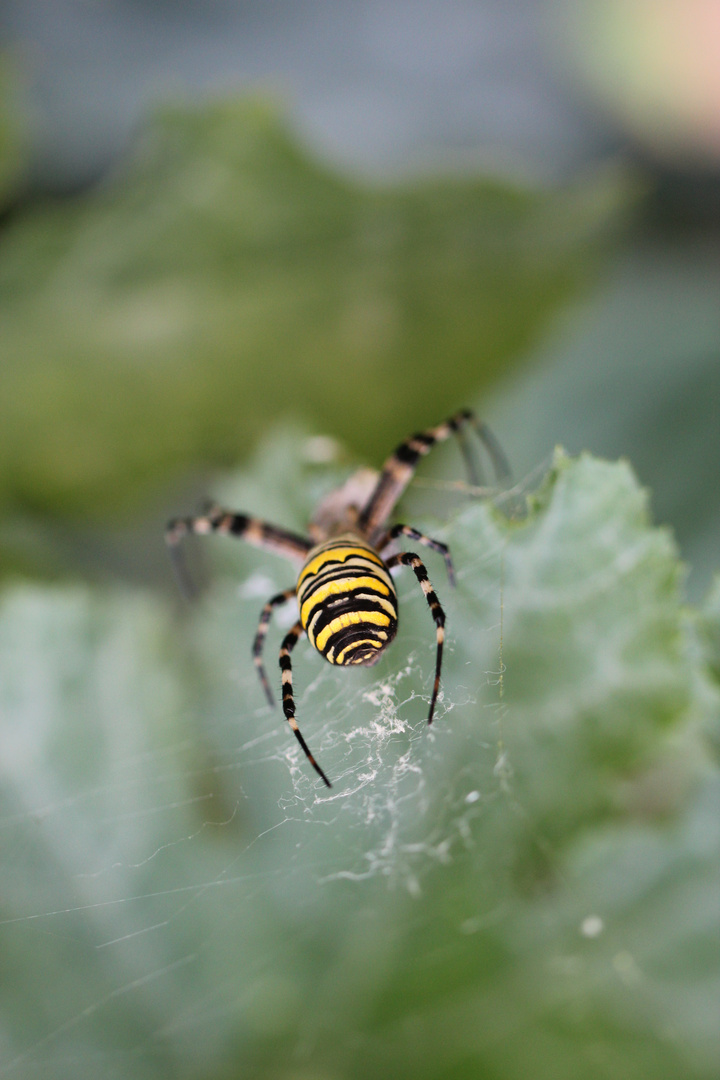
[
  {"x1": 385, "y1": 550, "x2": 446, "y2": 725},
  {"x1": 253, "y1": 589, "x2": 297, "y2": 706},
  {"x1": 380, "y1": 524, "x2": 455, "y2": 586},
  {"x1": 279, "y1": 621, "x2": 332, "y2": 788}
]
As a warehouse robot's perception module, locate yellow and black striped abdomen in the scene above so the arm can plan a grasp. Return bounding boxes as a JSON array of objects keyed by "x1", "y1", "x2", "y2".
[{"x1": 297, "y1": 534, "x2": 398, "y2": 667}]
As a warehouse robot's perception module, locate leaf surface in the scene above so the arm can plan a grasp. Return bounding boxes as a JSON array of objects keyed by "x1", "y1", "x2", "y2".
[{"x1": 0, "y1": 447, "x2": 717, "y2": 1078}]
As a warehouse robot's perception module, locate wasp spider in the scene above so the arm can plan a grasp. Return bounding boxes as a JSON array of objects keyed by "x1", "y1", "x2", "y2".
[{"x1": 166, "y1": 410, "x2": 509, "y2": 787}]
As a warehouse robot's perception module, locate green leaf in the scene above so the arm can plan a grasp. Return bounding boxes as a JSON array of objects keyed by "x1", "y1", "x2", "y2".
[
  {"x1": 0, "y1": 97, "x2": 632, "y2": 524},
  {"x1": 1, "y1": 445, "x2": 718, "y2": 1079}
]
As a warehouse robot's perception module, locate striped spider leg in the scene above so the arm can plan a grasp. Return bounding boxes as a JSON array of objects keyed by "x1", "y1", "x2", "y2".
[
  {"x1": 165, "y1": 507, "x2": 333, "y2": 784},
  {"x1": 358, "y1": 409, "x2": 510, "y2": 726},
  {"x1": 278, "y1": 621, "x2": 332, "y2": 788},
  {"x1": 165, "y1": 505, "x2": 312, "y2": 598},
  {"x1": 383, "y1": 550, "x2": 446, "y2": 725},
  {"x1": 379, "y1": 523, "x2": 456, "y2": 586},
  {"x1": 252, "y1": 589, "x2": 297, "y2": 706},
  {"x1": 375, "y1": 525, "x2": 454, "y2": 725},
  {"x1": 358, "y1": 408, "x2": 511, "y2": 543}
]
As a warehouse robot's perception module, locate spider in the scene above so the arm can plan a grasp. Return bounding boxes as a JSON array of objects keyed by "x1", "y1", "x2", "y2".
[{"x1": 166, "y1": 410, "x2": 509, "y2": 788}]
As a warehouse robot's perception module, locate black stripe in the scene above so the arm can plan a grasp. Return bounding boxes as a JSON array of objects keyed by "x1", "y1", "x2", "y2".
[
  {"x1": 342, "y1": 644, "x2": 381, "y2": 662},
  {"x1": 395, "y1": 443, "x2": 421, "y2": 465},
  {"x1": 308, "y1": 595, "x2": 397, "y2": 639},
  {"x1": 299, "y1": 564, "x2": 389, "y2": 601},
  {"x1": 262, "y1": 523, "x2": 308, "y2": 549},
  {"x1": 323, "y1": 624, "x2": 391, "y2": 659},
  {"x1": 227, "y1": 514, "x2": 250, "y2": 535}
]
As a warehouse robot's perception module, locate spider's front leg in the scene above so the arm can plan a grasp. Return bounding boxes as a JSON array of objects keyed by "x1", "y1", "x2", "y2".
[
  {"x1": 358, "y1": 409, "x2": 510, "y2": 540},
  {"x1": 279, "y1": 621, "x2": 332, "y2": 788},
  {"x1": 385, "y1": 550, "x2": 446, "y2": 724},
  {"x1": 165, "y1": 506, "x2": 312, "y2": 597}
]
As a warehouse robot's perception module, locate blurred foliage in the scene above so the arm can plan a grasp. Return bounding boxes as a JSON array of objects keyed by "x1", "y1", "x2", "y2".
[
  {"x1": 0, "y1": 56, "x2": 27, "y2": 210},
  {"x1": 1, "y1": 445, "x2": 718, "y2": 1079},
  {"x1": 0, "y1": 95, "x2": 632, "y2": 527},
  {"x1": 487, "y1": 241, "x2": 720, "y2": 601}
]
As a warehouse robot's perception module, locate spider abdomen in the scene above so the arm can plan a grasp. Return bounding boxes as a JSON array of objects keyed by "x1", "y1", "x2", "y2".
[{"x1": 297, "y1": 534, "x2": 398, "y2": 667}]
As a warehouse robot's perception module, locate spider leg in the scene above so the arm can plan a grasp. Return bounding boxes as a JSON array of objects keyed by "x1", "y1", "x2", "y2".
[
  {"x1": 385, "y1": 551, "x2": 446, "y2": 724},
  {"x1": 358, "y1": 409, "x2": 510, "y2": 539},
  {"x1": 480, "y1": 419, "x2": 511, "y2": 481},
  {"x1": 279, "y1": 621, "x2": 332, "y2": 788},
  {"x1": 252, "y1": 589, "x2": 297, "y2": 706},
  {"x1": 380, "y1": 524, "x2": 456, "y2": 587},
  {"x1": 165, "y1": 507, "x2": 312, "y2": 598}
]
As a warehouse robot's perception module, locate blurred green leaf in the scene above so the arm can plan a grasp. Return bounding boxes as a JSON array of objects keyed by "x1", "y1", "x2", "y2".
[
  {"x1": 0, "y1": 96, "x2": 632, "y2": 525},
  {"x1": 1, "y1": 446, "x2": 718, "y2": 1078},
  {"x1": 0, "y1": 56, "x2": 27, "y2": 211},
  {"x1": 486, "y1": 243, "x2": 720, "y2": 602}
]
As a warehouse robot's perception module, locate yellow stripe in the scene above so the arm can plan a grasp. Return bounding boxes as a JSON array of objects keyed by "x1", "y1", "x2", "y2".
[
  {"x1": 299, "y1": 576, "x2": 390, "y2": 627},
  {"x1": 297, "y1": 545, "x2": 384, "y2": 588},
  {"x1": 315, "y1": 610, "x2": 390, "y2": 653},
  {"x1": 335, "y1": 639, "x2": 382, "y2": 665},
  {"x1": 353, "y1": 593, "x2": 397, "y2": 617}
]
